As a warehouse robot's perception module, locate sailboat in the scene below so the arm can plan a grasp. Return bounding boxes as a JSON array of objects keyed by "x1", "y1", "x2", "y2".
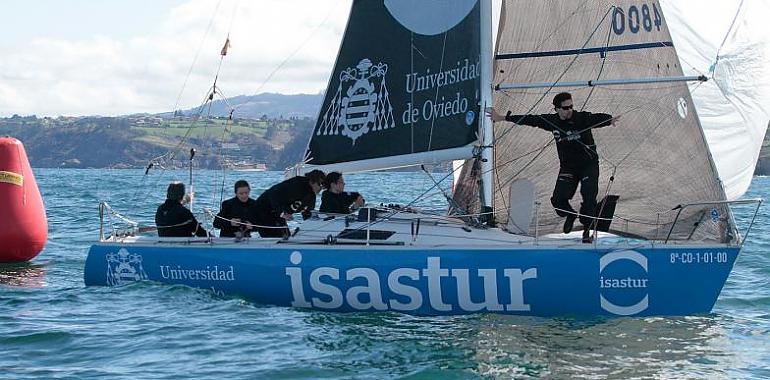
[{"x1": 84, "y1": 0, "x2": 765, "y2": 317}]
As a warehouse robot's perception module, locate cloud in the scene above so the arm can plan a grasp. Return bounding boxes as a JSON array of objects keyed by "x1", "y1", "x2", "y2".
[{"x1": 0, "y1": 0, "x2": 350, "y2": 117}]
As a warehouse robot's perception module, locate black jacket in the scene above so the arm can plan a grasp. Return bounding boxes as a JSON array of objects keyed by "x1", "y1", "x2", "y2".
[
  {"x1": 254, "y1": 176, "x2": 317, "y2": 222},
  {"x1": 213, "y1": 197, "x2": 259, "y2": 237},
  {"x1": 319, "y1": 191, "x2": 361, "y2": 214},
  {"x1": 507, "y1": 111, "x2": 612, "y2": 167},
  {"x1": 155, "y1": 200, "x2": 208, "y2": 237}
]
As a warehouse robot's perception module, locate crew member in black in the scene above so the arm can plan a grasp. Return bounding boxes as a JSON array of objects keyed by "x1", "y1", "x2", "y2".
[
  {"x1": 213, "y1": 179, "x2": 259, "y2": 238},
  {"x1": 155, "y1": 181, "x2": 209, "y2": 237},
  {"x1": 487, "y1": 92, "x2": 617, "y2": 243},
  {"x1": 253, "y1": 170, "x2": 325, "y2": 238},
  {"x1": 319, "y1": 172, "x2": 365, "y2": 214}
]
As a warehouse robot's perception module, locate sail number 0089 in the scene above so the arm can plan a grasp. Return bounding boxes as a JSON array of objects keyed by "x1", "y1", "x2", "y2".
[{"x1": 613, "y1": 3, "x2": 663, "y2": 35}]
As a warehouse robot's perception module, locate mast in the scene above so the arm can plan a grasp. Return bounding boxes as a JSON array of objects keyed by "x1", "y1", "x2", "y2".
[{"x1": 480, "y1": 0, "x2": 494, "y2": 223}]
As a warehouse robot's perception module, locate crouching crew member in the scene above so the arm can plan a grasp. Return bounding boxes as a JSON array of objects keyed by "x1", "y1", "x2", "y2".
[{"x1": 253, "y1": 170, "x2": 325, "y2": 237}]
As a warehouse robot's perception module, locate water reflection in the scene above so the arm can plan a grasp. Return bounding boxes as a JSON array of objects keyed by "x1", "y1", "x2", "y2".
[
  {"x1": 301, "y1": 312, "x2": 484, "y2": 377},
  {"x1": 0, "y1": 262, "x2": 47, "y2": 288},
  {"x1": 472, "y1": 315, "x2": 733, "y2": 379},
  {"x1": 297, "y1": 311, "x2": 738, "y2": 379}
]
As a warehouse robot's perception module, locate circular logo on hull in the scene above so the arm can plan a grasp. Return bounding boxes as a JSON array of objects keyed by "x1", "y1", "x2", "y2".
[{"x1": 599, "y1": 250, "x2": 649, "y2": 315}]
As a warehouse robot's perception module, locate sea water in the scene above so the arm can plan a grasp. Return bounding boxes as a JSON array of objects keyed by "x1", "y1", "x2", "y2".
[{"x1": 1, "y1": 169, "x2": 768, "y2": 379}]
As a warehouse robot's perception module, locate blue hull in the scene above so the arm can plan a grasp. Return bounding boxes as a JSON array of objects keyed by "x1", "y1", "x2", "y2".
[{"x1": 84, "y1": 243, "x2": 739, "y2": 317}]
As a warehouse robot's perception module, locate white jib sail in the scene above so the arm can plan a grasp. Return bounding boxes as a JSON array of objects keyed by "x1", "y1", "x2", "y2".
[{"x1": 664, "y1": 0, "x2": 770, "y2": 200}]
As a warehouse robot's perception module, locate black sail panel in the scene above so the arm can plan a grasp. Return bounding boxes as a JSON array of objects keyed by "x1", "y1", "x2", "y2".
[{"x1": 306, "y1": 0, "x2": 482, "y2": 167}]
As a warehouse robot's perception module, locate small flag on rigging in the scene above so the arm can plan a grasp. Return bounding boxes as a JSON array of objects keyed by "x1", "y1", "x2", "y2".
[{"x1": 220, "y1": 38, "x2": 231, "y2": 56}]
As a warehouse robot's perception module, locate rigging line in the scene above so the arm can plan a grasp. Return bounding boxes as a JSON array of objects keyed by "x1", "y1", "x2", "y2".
[
  {"x1": 493, "y1": 5, "x2": 616, "y2": 144},
  {"x1": 215, "y1": 109, "x2": 237, "y2": 207},
  {"x1": 225, "y1": 0, "x2": 241, "y2": 41},
  {"x1": 647, "y1": 38, "x2": 705, "y2": 78},
  {"x1": 210, "y1": 44, "x2": 228, "y2": 105},
  {"x1": 410, "y1": 33, "x2": 415, "y2": 153},
  {"x1": 182, "y1": 83, "x2": 238, "y2": 209},
  {"x1": 420, "y1": 165, "x2": 464, "y2": 214},
  {"x1": 494, "y1": 140, "x2": 554, "y2": 193},
  {"x1": 356, "y1": 164, "x2": 467, "y2": 230},
  {"x1": 590, "y1": 166, "x2": 617, "y2": 240},
  {"x1": 487, "y1": 97, "x2": 638, "y2": 197},
  {"x1": 154, "y1": 86, "x2": 218, "y2": 166},
  {"x1": 211, "y1": 107, "x2": 233, "y2": 208},
  {"x1": 200, "y1": 39, "x2": 236, "y2": 171},
  {"x1": 403, "y1": 163, "x2": 466, "y2": 209},
  {"x1": 232, "y1": 1, "x2": 342, "y2": 116},
  {"x1": 205, "y1": 210, "x2": 319, "y2": 231},
  {"x1": 495, "y1": 1, "x2": 591, "y2": 86},
  {"x1": 486, "y1": 93, "x2": 564, "y2": 196},
  {"x1": 170, "y1": 0, "x2": 224, "y2": 116},
  {"x1": 581, "y1": 11, "x2": 615, "y2": 110},
  {"x1": 611, "y1": 81, "x2": 706, "y2": 168},
  {"x1": 132, "y1": 87, "x2": 218, "y2": 207},
  {"x1": 426, "y1": 31, "x2": 450, "y2": 151},
  {"x1": 514, "y1": 85, "x2": 680, "y2": 170},
  {"x1": 493, "y1": 135, "x2": 556, "y2": 169},
  {"x1": 492, "y1": 155, "x2": 509, "y2": 214},
  {"x1": 488, "y1": 90, "x2": 555, "y2": 186},
  {"x1": 582, "y1": 103, "x2": 648, "y2": 169},
  {"x1": 715, "y1": 0, "x2": 746, "y2": 63},
  {"x1": 309, "y1": 201, "x2": 501, "y2": 239}
]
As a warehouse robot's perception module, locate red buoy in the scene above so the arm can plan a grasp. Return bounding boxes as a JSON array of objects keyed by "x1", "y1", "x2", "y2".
[{"x1": 0, "y1": 137, "x2": 47, "y2": 262}]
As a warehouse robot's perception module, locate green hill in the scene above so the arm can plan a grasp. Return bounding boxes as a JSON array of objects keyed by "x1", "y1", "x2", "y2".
[
  {"x1": 1, "y1": 113, "x2": 768, "y2": 174},
  {"x1": 0, "y1": 114, "x2": 313, "y2": 170}
]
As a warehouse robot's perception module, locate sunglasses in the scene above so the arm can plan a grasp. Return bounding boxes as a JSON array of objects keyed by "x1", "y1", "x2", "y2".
[{"x1": 557, "y1": 105, "x2": 573, "y2": 110}]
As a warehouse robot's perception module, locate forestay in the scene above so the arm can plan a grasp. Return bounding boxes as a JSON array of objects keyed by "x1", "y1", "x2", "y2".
[
  {"x1": 455, "y1": 0, "x2": 735, "y2": 242},
  {"x1": 301, "y1": 0, "x2": 483, "y2": 173}
]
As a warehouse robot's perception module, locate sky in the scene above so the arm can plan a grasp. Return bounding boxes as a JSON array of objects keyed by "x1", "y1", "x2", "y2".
[{"x1": 0, "y1": 0, "x2": 352, "y2": 117}]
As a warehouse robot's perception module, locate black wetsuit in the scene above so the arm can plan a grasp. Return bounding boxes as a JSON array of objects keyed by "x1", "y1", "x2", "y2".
[
  {"x1": 254, "y1": 176, "x2": 317, "y2": 237},
  {"x1": 319, "y1": 191, "x2": 361, "y2": 214},
  {"x1": 155, "y1": 200, "x2": 208, "y2": 237},
  {"x1": 213, "y1": 197, "x2": 259, "y2": 237},
  {"x1": 507, "y1": 111, "x2": 613, "y2": 228}
]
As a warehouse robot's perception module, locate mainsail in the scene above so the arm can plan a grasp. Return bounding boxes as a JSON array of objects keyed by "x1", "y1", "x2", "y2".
[
  {"x1": 456, "y1": 0, "x2": 735, "y2": 242},
  {"x1": 301, "y1": 0, "x2": 484, "y2": 173}
]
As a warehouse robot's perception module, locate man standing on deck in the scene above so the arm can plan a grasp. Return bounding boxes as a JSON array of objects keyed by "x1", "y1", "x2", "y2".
[{"x1": 486, "y1": 92, "x2": 618, "y2": 243}]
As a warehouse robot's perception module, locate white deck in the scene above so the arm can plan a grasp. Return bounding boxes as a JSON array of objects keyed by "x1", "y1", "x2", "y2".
[{"x1": 99, "y1": 210, "x2": 729, "y2": 251}]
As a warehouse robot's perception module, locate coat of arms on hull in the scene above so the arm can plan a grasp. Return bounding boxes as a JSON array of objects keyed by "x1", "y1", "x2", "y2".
[
  {"x1": 317, "y1": 58, "x2": 396, "y2": 145},
  {"x1": 105, "y1": 248, "x2": 148, "y2": 286}
]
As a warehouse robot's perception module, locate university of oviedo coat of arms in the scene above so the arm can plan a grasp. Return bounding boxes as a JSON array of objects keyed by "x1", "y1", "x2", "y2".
[
  {"x1": 317, "y1": 58, "x2": 396, "y2": 145},
  {"x1": 105, "y1": 248, "x2": 148, "y2": 286}
]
